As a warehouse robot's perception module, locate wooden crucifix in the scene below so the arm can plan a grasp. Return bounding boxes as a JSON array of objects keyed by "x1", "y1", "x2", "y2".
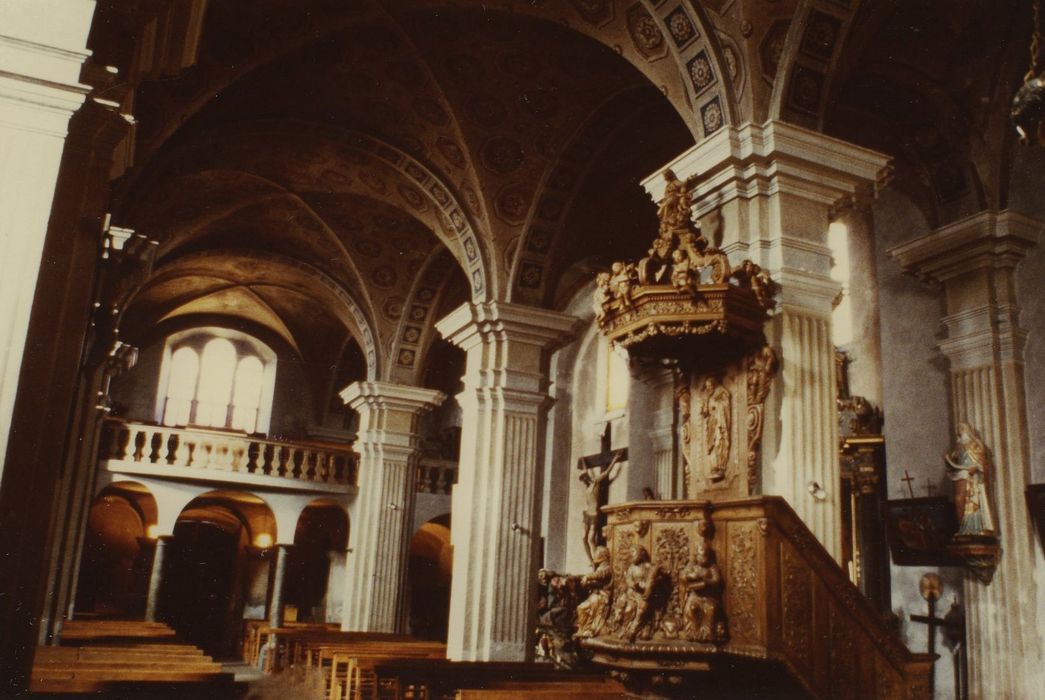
[
  {"x1": 577, "y1": 423, "x2": 627, "y2": 565},
  {"x1": 910, "y1": 573, "x2": 945, "y2": 697}
]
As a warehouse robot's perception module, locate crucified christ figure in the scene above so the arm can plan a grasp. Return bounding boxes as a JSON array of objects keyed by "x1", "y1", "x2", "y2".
[{"x1": 580, "y1": 451, "x2": 625, "y2": 565}]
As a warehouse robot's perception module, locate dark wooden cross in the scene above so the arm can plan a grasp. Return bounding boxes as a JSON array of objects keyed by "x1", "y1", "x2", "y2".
[
  {"x1": 910, "y1": 576, "x2": 946, "y2": 696},
  {"x1": 577, "y1": 424, "x2": 627, "y2": 555},
  {"x1": 901, "y1": 470, "x2": 916, "y2": 499},
  {"x1": 577, "y1": 423, "x2": 628, "y2": 474}
]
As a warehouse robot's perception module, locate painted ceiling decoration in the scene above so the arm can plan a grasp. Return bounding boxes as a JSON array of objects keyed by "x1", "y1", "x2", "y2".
[{"x1": 100, "y1": 0, "x2": 1029, "y2": 385}]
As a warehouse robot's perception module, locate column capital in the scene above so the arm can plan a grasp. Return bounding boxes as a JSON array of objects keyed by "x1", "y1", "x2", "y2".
[
  {"x1": 0, "y1": 3, "x2": 96, "y2": 136},
  {"x1": 339, "y1": 381, "x2": 445, "y2": 415},
  {"x1": 888, "y1": 209, "x2": 1041, "y2": 284},
  {"x1": 436, "y1": 301, "x2": 582, "y2": 354},
  {"x1": 641, "y1": 120, "x2": 892, "y2": 218}
]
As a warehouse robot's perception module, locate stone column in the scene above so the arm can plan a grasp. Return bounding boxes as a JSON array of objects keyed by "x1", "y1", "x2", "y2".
[
  {"x1": 144, "y1": 535, "x2": 172, "y2": 623},
  {"x1": 0, "y1": 1, "x2": 93, "y2": 486},
  {"x1": 339, "y1": 382, "x2": 444, "y2": 633},
  {"x1": 268, "y1": 544, "x2": 292, "y2": 628},
  {"x1": 889, "y1": 210, "x2": 1044, "y2": 700},
  {"x1": 0, "y1": 3, "x2": 97, "y2": 687},
  {"x1": 643, "y1": 121, "x2": 891, "y2": 561},
  {"x1": 436, "y1": 302, "x2": 580, "y2": 661}
]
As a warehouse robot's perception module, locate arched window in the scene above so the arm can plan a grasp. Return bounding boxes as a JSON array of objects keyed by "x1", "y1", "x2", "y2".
[
  {"x1": 159, "y1": 329, "x2": 276, "y2": 434},
  {"x1": 603, "y1": 338, "x2": 630, "y2": 414},
  {"x1": 828, "y1": 221, "x2": 853, "y2": 347}
]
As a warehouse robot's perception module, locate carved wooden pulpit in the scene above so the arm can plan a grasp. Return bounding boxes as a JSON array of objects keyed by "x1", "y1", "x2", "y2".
[{"x1": 576, "y1": 170, "x2": 933, "y2": 699}]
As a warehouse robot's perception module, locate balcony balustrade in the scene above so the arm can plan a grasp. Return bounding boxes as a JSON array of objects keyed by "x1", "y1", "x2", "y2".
[
  {"x1": 100, "y1": 419, "x2": 357, "y2": 492},
  {"x1": 416, "y1": 458, "x2": 457, "y2": 495}
]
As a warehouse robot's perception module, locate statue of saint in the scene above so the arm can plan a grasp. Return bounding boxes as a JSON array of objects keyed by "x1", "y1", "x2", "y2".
[
  {"x1": 680, "y1": 542, "x2": 726, "y2": 642},
  {"x1": 575, "y1": 546, "x2": 613, "y2": 638},
  {"x1": 700, "y1": 377, "x2": 731, "y2": 481},
  {"x1": 945, "y1": 422, "x2": 996, "y2": 536},
  {"x1": 580, "y1": 452, "x2": 624, "y2": 564},
  {"x1": 657, "y1": 169, "x2": 691, "y2": 238}
]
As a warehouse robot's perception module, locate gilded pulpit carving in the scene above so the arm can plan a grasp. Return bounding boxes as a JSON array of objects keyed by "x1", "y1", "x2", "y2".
[
  {"x1": 680, "y1": 530, "x2": 726, "y2": 643},
  {"x1": 575, "y1": 546, "x2": 613, "y2": 639},
  {"x1": 699, "y1": 377, "x2": 731, "y2": 482}
]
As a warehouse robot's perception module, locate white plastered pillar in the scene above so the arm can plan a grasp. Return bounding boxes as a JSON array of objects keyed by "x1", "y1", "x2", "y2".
[
  {"x1": 436, "y1": 302, "x2": 580, "y2": 661},
  {"x1": 890, "y1": 210, "x2": 1044, "y2": 700},
  {"x1": 339, "y1": 381, "x2": 444, "y2": 633},
  {"x1": 0, "y1": 0, "x2": 94, "y2": 486},
  {"x1": 643, "y1": 121, "x2": 891, "y2": 561}
]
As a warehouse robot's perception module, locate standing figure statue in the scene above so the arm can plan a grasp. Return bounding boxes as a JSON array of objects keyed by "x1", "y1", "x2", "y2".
[
  {"x1": 680, "y1": 542, "x2": 727, "y2": 643},
  {"x1": 657, "y1": 169, "x2": 692, "y2": 238},
  {"x1": 580, "y1": 452, "x2": 625, "y2": 564},
  {"x1": 945, "y1": 422, "x2": 996, "y2": 536},
  {"x1": 575, "y1": 546, "x2": 613, "y2": 638},
  {"x1": 700, "y1": 377, "x2": 732, "y2": 481}
]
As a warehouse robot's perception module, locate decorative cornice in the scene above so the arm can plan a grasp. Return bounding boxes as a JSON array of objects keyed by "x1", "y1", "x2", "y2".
[
  {"x1": 435, "y1": 301, "x2": 582, "y2": 354},
  {"x1": 888, "y1": 210, "x2": 1042, "y2": 284},
  {"x1": 339, "y1": 381, "x2": 445, "y2": 415},
  {"x1": 641, "y1": 121, "x2": 891, "y2": 217}
]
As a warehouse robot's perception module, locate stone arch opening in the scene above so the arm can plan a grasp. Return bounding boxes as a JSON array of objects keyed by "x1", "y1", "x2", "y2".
[
  {"x1": 74, "y1": 481, "x2": 158, "y2": 618},
  {"x1": 407, "y1": 514, "x2": 452, "y2": 641},
  {"x1": 165, "y1": 491, "x2": 275, "y2": 657},
  {"x1": 285, "y1": 500, "x2": 349, "y2": 624}
]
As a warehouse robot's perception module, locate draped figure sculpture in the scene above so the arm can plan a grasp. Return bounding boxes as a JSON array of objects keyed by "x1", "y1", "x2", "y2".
[
  {"x1": 945, "y1": 422, "x2": 996, "y2": 536},
  {"x1": 575, "y1": 546, "x2": 613, "y2": 639}
]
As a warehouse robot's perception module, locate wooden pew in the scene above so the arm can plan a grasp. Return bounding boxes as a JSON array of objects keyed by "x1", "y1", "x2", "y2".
[
  {"x1": 369, "y1": 659, "x2": 626, "y2": 700},
  {"x1": 321, "y1": 642, "x2": 445, "y2": 700},
  {"x1": 29, "y1": 643, "x2": 239, "y2": 695},
  {"x1": 59, "y1": 619, "x2": 180, "y2": 645}
]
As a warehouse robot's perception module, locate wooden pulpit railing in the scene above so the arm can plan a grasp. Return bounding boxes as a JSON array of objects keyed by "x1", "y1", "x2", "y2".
[{"x1": 582, "y1": 497, "x2": 934, "y2": 699}]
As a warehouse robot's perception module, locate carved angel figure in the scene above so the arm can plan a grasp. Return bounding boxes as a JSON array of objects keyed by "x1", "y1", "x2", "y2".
[
  {"x1": 574, "y1": 546, "x2": 613, "y2": 638},
  {"x1": 700, "y1": 377, "x2": 731, "y2": 481},
  {"x1": 945, "y1": 422, "x2": 996, "y2": 536},
  {"x1": 680, "y1": 542, "x2": 727, "y2": 643},
  {"x1": 593, "y1": 272, "x2": 612, "y2": 322},
  {"x1": 609, "y1": 262, "x2": 636, "y2": 310},
  {"x1": 670, "y1": 249, "x2": 698, "y2": 296}
]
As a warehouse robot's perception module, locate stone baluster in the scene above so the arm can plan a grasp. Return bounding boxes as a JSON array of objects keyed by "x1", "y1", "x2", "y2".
[
  {"x1": 436, "y1": 302, "x2": 579, "y2": 661},
  {"x1": 339, "y1": 382, "x2": 444, "y2": 633},
  {"x1": 890, "y1": 210, "x2": 1044, "y2": 699}
]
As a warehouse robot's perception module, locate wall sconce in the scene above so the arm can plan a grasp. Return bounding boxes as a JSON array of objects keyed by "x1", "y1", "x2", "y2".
[
  {"x1": 388, "y1": 502, "x2": 400, "y2": 511},
  {"x1": 145, "y1": 524, "x2": 159, "y2": 540},
  {"x1": 807, "y1": 481, "x2": 828, "y2": 502},
  {"x1": 254, "y1": 533, "x2": 273, "y2": 549}
]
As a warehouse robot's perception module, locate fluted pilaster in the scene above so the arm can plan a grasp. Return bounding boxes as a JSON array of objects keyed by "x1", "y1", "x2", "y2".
[
  {"x1": 0, "y1": 16, "x2": 91, "y2": 486},
  {"x1": 339, "y1": 381, "x2": 444, "y2": 633},
  {"x1": 436, "y1": 302, "x2": 580, "y2": 661},
  {"x1": 890, "y1": 209, "x2": 1043, "y2": 699}
]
